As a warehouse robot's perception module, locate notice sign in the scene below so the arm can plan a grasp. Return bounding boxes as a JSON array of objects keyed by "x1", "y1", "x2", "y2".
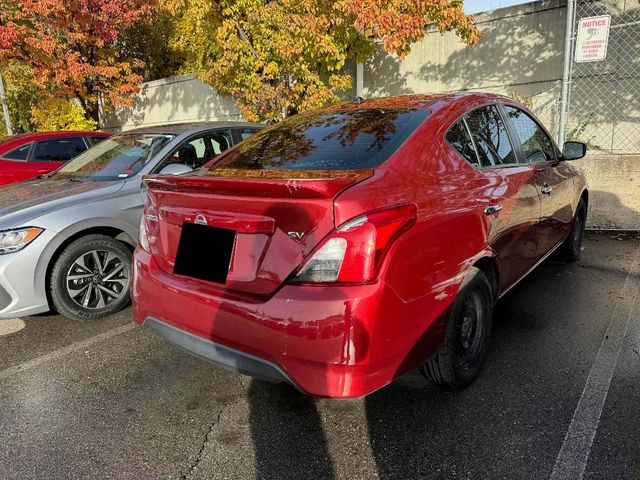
[{"x1": 575, "y1": 15, "x2": 611, "y2": 62}]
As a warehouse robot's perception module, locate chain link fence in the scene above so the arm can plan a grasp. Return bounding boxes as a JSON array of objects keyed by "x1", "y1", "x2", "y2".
[{"x1": 565, "y1": 0, "x2": 640, "y2": 154}]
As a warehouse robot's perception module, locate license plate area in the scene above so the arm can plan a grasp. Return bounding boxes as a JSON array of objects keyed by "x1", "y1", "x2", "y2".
[{"x1": 173, "y1": 223, "x2": 236, "y2": 284}]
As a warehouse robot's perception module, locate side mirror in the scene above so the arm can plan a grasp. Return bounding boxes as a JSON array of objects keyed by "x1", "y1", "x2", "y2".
[
  {"x1": 562, "y1": 141, "x2": 587, "y2": 161},
  {"x1": 158, "y1": 163, "x2": 193, "y2": 176}
]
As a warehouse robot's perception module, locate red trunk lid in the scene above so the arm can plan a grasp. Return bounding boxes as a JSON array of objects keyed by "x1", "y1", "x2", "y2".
[{"x1": 143, "y1": 169, "x2": 371, "y2": 296}]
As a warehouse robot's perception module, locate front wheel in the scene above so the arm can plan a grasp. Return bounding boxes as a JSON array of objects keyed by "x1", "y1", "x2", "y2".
[
  {"x1": 50, "y1": 235, "x2": 132, "y2": 322},
  {"x1": 420, "y1": 267, "x2": 494, "y2": 390},
  {"x1": 559, "y1": 198, "x2": 587, "y2": 262}
]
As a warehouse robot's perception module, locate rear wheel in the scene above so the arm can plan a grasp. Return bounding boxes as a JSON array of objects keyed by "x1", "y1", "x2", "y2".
[
  {"x1": 50, "y1": 235, "x2": 131, "y2": 322},
  {"x1": 420, "y1": 267, "x2": 493, "y2": 390},
  {"x1": 559, "y1": 198, "x2": 587, "y2": 262}
]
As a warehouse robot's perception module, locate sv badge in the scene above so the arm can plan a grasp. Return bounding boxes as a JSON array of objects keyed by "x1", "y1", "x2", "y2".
[{"x1": 287, "y1": 231, "x2": 305, "y2": 240}]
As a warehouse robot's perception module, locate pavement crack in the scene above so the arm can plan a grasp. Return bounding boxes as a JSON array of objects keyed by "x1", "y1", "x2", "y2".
[
  {"x1": 181, "y1": 410, "x2": 222, "y2": 480},
  {"x1": 181, "y1": 377, "x2": 248, "y2": 480}
]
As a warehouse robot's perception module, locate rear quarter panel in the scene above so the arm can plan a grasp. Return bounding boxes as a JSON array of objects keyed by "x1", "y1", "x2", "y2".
[{"x1": 333, "y1": 106, "x2": 495, "y2": 372}]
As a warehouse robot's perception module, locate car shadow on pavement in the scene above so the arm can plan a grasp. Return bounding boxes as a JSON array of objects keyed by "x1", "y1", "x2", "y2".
[
  {"x1": 243, "y1": 256, "x2": 582, "y2": 480},
  {"x1": 236, "y1": 207, "x2": 636, "y2": 479},
  {"x1": 248, "y1": 380, "x2": 336, "y2": 480}
]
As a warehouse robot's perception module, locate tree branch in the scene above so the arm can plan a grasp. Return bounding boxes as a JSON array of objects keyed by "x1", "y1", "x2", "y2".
[{"x1": 235, "y1": 22, "x2": 258, "y2": 58}]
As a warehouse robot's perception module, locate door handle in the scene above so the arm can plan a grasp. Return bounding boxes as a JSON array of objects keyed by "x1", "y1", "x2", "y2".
[
  {"x1": 541, "y1": 183, "x2": 553, "y2": 195},
  {"x1": 484, "y1": 204, "x2": 503, "y2": 216}
]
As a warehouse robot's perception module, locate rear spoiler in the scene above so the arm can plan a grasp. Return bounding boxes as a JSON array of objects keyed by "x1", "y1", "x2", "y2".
[{"x1": 143, "y1": 169, "x2": 373, "y2": 199}]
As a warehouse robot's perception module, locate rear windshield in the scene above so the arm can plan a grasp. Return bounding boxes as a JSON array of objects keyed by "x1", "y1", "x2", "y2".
[{"x1": 209, "y1": 108, "x2": 428, "y2": 171}]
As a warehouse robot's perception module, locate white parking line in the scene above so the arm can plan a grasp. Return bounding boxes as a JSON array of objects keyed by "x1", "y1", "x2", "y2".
[
  {"x1": 0, "y1": 322, "x2": 136, "y2": 381},
  {"x1": 550, "y1": 243, "x2": 640, "y2": 480}
]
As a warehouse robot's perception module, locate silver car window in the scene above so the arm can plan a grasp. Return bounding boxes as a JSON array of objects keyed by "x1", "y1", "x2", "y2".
[{"x1": 53, "y1": 134, "x2": 175, "y2": 180}]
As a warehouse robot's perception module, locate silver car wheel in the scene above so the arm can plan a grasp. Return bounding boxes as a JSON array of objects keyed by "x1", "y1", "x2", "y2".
[{"x1": 66, "y1": 249, "x2": 130, "y2": 310}]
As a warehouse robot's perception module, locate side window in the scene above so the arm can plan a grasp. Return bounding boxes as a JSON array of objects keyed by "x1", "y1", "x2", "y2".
[
  {"x1": 3, "y1": 143, "x2": 32, "y2": 161},
  {"x1": 209, "y1": 130, "x2": 233, "y2": 155},
  {"x1": 503, "y1": 106, "x2": 556, "y2": 163},
  {"x1": 90, "y1": 135, "x2": 108, "y2": 145},
  {"x1": 190, "y1": 137, "x2": 208, "y2": 158},
  {"x1": 159, "y1": 130, "x2": 234, "y2": 172},
  {"x1": 464, "y1": 105, "x2": 517, "y2": 167},
  {"x1": 164, "y1": 135, "x2": 211, "y2": 169},
  {"x1": 33, "y1": 137, "x2": 87, "y2": 162},
  {"x1": 445, "y1": 120, "x2": 480, "y2": 167},
  {"x1": 238, "y1": 128, "x2": 260, "y2": 141}
]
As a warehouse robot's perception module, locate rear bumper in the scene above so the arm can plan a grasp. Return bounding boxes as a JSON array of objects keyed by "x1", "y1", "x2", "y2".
[
  {"x1": 132, "y1": 248, "x2": 448, "y2": 398},
  {"x1": 142, "y1": 316, "x2": 298, "y2": 387}
]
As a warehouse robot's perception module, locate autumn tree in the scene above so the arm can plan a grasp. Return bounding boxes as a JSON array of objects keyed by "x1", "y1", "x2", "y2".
[
  {"x1": 0, "y1": 62, "x2": 39, "y2": 133},
  {"x1": 168, "y1": 0, "x2": 480, "y2": 122},
  {"x1": 31, "y1": 97, "x2": 98, "y2": 132},
  {"x1": 120, "y1": 4, "x2": 186, "y2": 82},
  {"x1": 0, "y1": 0, "x2": 155, "y2": 122},
  {"x1": 0, "y1": 62, "x2": 98, "y2": 135}
]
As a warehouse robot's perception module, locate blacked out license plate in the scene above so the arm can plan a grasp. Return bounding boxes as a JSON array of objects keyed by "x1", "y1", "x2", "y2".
[{"x1": 173, "y1": 222, "x2": 236, "y2": 284}]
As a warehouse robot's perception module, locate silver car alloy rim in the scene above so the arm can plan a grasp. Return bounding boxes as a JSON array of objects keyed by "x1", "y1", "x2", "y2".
[{"x1": 66, "y1": 250, "x2": 129, "y2": 309}]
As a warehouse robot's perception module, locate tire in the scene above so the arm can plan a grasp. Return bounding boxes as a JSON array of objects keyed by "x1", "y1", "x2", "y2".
[
  {"x1": 50, "y1": 234, "x2": 132, "y2": 322},
  {"x1": 420, "y1": 267, "x2": 494, "y2": 390},
  {"x1": 558, "y1": 199, "x2": 587, "y2": 262}
]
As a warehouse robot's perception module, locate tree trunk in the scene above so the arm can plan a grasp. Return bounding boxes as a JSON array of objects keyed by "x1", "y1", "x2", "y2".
[
  {"x1": 84, "y1": 101, "x2": 100, "y2": 124},
  {"x1": 77, "y1": 87, "x2": 100, "y2": 125}
]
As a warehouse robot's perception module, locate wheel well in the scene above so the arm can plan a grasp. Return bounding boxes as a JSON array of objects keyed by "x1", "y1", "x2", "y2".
[
  {"x1": 44, "y1": 227, "x2": 135, "y2": 311},
  {"x1": 473, "y1": 257, "x2": 499, "y2": 300}
]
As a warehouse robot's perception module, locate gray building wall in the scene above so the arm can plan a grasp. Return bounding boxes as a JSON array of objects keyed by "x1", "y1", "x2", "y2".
[
  {"x1": 101, "y1": 75, "x2": 243, "y2": 133},
  {"x1": 103, "y1": 0, "x2": 639, "y2": 229},
  {"x1": 363, "y1": 0, "x2": 565, "y2": 135}
]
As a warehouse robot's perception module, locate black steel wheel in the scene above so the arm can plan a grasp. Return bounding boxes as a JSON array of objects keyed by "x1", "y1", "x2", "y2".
[{"x1": 420, "y1": 267, "x2": 494, "y2": 389}]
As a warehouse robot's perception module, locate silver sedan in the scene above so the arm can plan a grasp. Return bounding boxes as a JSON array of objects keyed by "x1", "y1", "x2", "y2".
[{"x1": 0, "y1": 122, "x2": 262, "y2": 321}]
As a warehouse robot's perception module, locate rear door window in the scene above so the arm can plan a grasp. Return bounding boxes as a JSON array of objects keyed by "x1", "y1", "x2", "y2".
[
  {"x1": 210, "y1": 109, "x2": 428, "y2": 171},
  {"x1": 464, "y1": 106, "x2": 517, "y2": 167},
  {"x1": 33, "y1": 137, "x2": 88, "y2": 162},
  {"x1": 3, "y1": 143, "x2": 32, "y2": 161},
  {"x1": 445, "y1": 120, "x2": 480, "y2": 167}
]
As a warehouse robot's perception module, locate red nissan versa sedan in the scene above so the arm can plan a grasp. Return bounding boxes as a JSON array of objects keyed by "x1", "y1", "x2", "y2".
[
  {"x1": 132, "y1": 93, "x2": 588, "y2": 398},
  {"x1": 0, "y1": 131, "x2": 110, "y2": 185}
]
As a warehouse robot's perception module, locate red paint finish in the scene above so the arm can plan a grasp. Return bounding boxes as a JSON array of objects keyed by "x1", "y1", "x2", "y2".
[
  {"x1": 132, "y1": 93, "x2": 587, "y2": 398},
  {"x1": 0, "y1": 131, "x2": 109, "y2": 186}
]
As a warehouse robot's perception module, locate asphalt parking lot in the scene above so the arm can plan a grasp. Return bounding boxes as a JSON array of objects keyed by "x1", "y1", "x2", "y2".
[{"x1": 1, "y1": 232, "x2": 639, "y2": 480}]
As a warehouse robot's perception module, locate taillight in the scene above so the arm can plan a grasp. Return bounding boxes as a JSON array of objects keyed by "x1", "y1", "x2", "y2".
[
  {"x1": 139, "y1": 205, "x2": 159, "y2": 253},
  {"x1": 138, "y1": 215, "x2": 149, "y2": 252},
  {"x1": 291, "y1": 205, "x2": 416, "y2": 284}
]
